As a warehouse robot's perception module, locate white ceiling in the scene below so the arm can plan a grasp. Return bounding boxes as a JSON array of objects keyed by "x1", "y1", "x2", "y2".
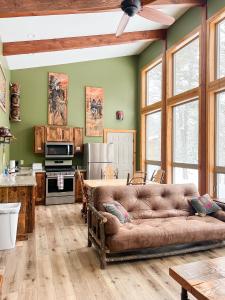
[{"x1": 0, "y1": 5, "x2": 189, "y2": 70}]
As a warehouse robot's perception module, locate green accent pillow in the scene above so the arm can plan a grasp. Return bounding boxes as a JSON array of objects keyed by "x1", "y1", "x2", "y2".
[
  {"x1": 103, "y1": 202, "x2": 131, "y2": 224},
  {"x1": 189, "y1": 194, "x2": 221, "y2": 216}
]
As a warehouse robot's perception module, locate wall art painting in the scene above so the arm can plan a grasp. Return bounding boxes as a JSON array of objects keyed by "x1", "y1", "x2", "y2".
[
  {"x1": 86, "y1": 86, "x2": 104, "y2": 137},
  {"x1": 48, "y1": 72, "x2": 68, "y2": 126},
  {"x1": 0, "y1": 65, "x2": 6, "y2": 112}
]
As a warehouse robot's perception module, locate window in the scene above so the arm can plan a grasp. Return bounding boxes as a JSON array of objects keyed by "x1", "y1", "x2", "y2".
[
  {"x1": 216, "y1": 91, "x2": 225, "y2": 197},
  {"x1": 172, "y1": 100, "x2": 199, "y2": 186},
  {"x1": 146, "y1": 62, "x2": 162, "y2": 105},
  {"x1": 217, "y1": 18, "x2": 225, "y2": 79},
  {"x1": 145, "y1": 111, "x2": 161, "y2": 179},
  {"x1": 173, "y1": 38, "x2": 199, "y2": 95}
]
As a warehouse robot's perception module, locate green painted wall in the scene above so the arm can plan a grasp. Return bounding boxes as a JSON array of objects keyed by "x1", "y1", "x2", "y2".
[
  {"x1": 10, "y1": 56, "x2": 138, "y2": 166},
  {"x1": 0, "y1": 39, "x2": 10, "y2": 173},
  {"x1": 136, "y1": 0, "x2": 225, "y2": 170}
]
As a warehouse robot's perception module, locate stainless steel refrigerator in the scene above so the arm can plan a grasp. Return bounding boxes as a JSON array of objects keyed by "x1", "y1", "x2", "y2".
[{"x1": 84, "y1": 143, "x2": 114, "y2": 179}]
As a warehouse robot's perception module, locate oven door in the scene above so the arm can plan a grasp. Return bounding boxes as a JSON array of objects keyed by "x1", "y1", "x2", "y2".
[
  {"x1": 46, "y1": 175, "x2": 75, "y2": 197},
  {"x1": 45, "y1": 143, "x2": 74, "y2": 158}
]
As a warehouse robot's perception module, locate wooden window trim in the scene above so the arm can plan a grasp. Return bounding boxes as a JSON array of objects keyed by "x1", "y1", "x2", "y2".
[
  {"x1": 207, "y1": 6, "x2": 225, "y2": 84},
  {"x1": 170, "y1": 98, "x2": 199, "y2": 184},
  {"x1": 140, "y1": 55, "x2": 163, "y2": 171},
  {"x1": 207, "y1": 6, "x2": 225, "y2": 197},
  {"x1": 144, "y1": 110, "x2": 162, "y2": 173},
  {"x1": 166, "y1": 28, "x2": 200, "y2": 99},
  {"x1": 166, "y1": 29, "x2": 201, "y2": 185}
]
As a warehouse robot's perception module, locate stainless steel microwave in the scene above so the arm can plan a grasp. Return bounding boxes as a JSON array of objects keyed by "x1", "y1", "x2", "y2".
[{"x1": 45, "y1": 142, "x2": 74, "y2": 158}]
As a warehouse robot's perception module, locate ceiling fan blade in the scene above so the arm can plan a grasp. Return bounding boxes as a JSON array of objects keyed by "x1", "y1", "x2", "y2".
[
  {"x1": 116, "y1": 13, "x2": 130, "y2": 37},
  {"x1": 138, "y1": 7, "x2": 175, "y2": 26}
]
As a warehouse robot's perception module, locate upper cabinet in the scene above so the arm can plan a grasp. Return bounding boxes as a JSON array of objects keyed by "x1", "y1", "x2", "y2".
[
  {"x1": 34, "y1": 125, "x2": 83, "y2": 154},
  {"x1": 74, "y1": 127, "x2": 83, "y2": 153},
  {"x1": 46, "y1": 126, "x2": 61, "y2": 142},
  {"x1": 61, "y1": 127, "x2": 73, "y2": 142},
  {"x1": 34, "y1": 126, "x2": 45, "y2": 153}
]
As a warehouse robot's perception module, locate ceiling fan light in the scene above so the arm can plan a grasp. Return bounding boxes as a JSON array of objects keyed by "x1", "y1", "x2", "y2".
[{"x1": 121, "y1": 0, "x2": 141, "y2": 17}]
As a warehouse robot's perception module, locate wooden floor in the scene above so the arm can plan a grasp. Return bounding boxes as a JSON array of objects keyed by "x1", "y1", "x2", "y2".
[{"x1": 0, "y1": 204, "x2": 225, "y2": 300}]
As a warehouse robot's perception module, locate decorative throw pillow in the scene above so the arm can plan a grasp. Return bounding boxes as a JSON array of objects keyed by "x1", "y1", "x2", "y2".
[
  {"x1": 103, "y1": 202, "x2": 131, "y2": 224},
  {"x1": 189, "y1": 194, "x2": 221, "y2": 217}
]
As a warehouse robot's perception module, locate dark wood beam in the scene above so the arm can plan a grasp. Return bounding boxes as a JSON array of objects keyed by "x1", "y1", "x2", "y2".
[
  {"x1": 3, "y1": 30, "x2": 166, "y2": 56},
  {"x1": 0, "y1": 0, "x2": 205, "y2": 18}
]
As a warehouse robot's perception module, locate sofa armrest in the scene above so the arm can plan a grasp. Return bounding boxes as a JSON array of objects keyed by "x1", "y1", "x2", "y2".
[
  {"x1": 213, "y1": 210, "x2": 225, "y2": 222},
  {"x1": 101, "y1": 212, "x2": 121, "y2": 235}
]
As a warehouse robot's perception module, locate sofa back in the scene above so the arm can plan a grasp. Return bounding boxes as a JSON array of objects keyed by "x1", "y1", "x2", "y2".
[{"x1": 93, "y1": 184, "x2": 199, "y2": 219}]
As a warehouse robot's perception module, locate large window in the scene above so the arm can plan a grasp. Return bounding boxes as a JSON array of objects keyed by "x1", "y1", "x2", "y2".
[
  {"x1": 172, "y1": 100, "x2": 199, "y2": 187},
  {"x1": 216, "y1": 92, "x2": 225, "y2": 197},
  {"x1": 173, "y1": 38, "x2": 199, "y2": 95},
  {"x1": 146, "y1": 62, "x2": 162, "y2": 106},
  {"x1": 141, "y1": 58, "x2": 162, "y2": 179},
  {"x1": 146, "y1": 111, "x2": 161, "y2": 179},
  {"x1": 217, "y1": 18, "x2": 225, "y2": 79}
]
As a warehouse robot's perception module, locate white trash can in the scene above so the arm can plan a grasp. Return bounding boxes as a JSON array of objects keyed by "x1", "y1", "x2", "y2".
[{"x1": 0, "y1": 203, "x2": 21, "y2": 250}]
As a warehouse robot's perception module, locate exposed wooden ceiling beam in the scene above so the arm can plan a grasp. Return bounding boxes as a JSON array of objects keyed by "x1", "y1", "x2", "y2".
[
  {"x1": 0, "y1": 0, "x2": 205, "y2": 18},
  {"x1": 3, "y1": 30, "x2": 166, "y2": 56}
]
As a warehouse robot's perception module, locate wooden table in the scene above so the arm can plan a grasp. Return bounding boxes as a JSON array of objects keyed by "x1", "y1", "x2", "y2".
[
  {"x1": 84, "y1": 179, "x2": 127, "y2": 189},
  {"x1": 169, "y1": 256, "x2": 225, "y2": 300}
]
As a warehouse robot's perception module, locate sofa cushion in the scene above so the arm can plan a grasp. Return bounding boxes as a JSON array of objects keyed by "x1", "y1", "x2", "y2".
[
  {"x1": 189, "y1": 194, "x2": 221, "y2": 216},
  {"x1": 103, "y1": 202, "x2": 131, "y2": 224},
  {"x1": 93, "y1": 184, "x2": 199, "y2": 219},
  {"x1": 106, "y1": 215, "x2": 225, "y2": 252}
]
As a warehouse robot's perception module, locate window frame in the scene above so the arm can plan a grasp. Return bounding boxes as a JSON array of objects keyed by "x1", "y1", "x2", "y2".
[
  {"x1": 166, "y1": 29, "x2": 201, "y2": 186},
  {"x1": 145, "y1": 110, "x2": 162, "y2": 174},
  {"x1": 141, "y1": 56, "x2": 163, "y2": 174},
  {"x1": 171, "y1": 98, "x2": 199, "y2": 184},
  {"x1": 207, "y1": 7, "x2": 225, "y2": 198}
]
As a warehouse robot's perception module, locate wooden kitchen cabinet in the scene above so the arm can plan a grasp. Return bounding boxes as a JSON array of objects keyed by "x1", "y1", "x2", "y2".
[
  {"x1": 35, "y1": 172, "x2": 46, "y2": 205},
  {"x1": 34, "y1": 125, "x2": 84, "y2": 153},
  {"x1": 75, "y1": 170, "x2": 86, "y2": 202},
  {"x1": 74, "y1": 127, "x2": 83, "y2": 153},
  {"x1": 0, "y1": 186, "x2": 35, "y2": 240},
  {"x1": 61, "y1": 127, "x2": 73, "y2": 142},
  {"x1": 46, "y1": 126, "x2": 62, "y2": 141},
  {"x1": 34, "y1": 126, "x2": 45, "y2": 153}
]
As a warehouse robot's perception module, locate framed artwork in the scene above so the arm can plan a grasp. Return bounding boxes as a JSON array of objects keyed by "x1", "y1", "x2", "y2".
[
  {"x1": 0, "y1": 65, "x2": 6, "y2": 112},
  {"x1": 48, "y1": 72, "x2": 68, "y2": 126},
  {"x1": 86, "y1": 86, "x2": 104, "y2": 137}
]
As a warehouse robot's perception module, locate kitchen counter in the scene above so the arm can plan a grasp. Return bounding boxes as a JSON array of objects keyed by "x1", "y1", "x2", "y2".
[{"x1": 0, "y1": 173, "x2": 37, "y2": 187}]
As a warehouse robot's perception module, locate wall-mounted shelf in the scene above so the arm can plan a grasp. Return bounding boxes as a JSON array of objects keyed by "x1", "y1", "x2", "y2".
[{"x1": 0, "y1": 136, "x2": 14, "y2": 144}]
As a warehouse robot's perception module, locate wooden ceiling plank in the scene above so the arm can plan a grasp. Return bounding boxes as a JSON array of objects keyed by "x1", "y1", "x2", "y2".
[
  {"x1": 3, "y1": 30, "x2": 166, "y2": 56},
  {"x1": 0, "y1": 0, "x2": 205, "y2": 18}
]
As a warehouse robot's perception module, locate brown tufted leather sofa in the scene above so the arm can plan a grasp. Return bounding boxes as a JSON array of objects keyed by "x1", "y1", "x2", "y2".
[{"x1": 88, "y1": 184, "x2": 225, "y2": 268}]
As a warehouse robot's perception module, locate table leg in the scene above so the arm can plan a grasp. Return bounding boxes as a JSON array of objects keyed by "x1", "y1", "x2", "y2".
[{"x1": 181, "y1": 288, "x2": 189, "y2": 300}]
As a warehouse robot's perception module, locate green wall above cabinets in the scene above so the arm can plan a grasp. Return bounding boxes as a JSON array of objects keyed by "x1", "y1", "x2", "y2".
[
  {"x1": 10, "y1": 56, "x2": 138, "y2": 165},
  {"x1": 0, "y1": 39, "x2": 10, "y2": 173}
]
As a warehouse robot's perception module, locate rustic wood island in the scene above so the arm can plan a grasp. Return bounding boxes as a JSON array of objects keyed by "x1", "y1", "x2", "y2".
[{"x1": 0, "y1": 174, "x2": 36, "y2": 241}]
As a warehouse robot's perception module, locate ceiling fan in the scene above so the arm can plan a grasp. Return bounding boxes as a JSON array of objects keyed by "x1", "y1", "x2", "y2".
[{"x1": 116, "y1": 0, "x2": 175, "y2": 37}]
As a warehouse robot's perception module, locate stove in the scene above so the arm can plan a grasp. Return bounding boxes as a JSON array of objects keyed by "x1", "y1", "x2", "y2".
[{"x1": 45, "y1": 159, "x2": 75, "y2": 205}]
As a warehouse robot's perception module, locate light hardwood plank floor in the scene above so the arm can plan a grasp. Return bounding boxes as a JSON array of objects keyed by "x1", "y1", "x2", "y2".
[{"x1": 0, "y1": 204, "x2": 225, "y2": 300}]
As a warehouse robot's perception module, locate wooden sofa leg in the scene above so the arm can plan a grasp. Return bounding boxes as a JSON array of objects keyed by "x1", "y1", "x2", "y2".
[{"x1": 100, "y1": 252, "x2": 106, "y2": 269}]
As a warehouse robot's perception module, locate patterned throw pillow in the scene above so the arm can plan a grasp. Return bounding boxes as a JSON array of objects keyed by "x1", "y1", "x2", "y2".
[
  {"x1": 189, "y1": 194, "x2": 221, "y2": 216},
  {"x1": 103, "y1": 202, "x2": 131, "y2": 224}
]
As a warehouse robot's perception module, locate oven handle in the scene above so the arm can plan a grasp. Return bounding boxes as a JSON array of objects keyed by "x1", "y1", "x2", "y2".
[{"x1": 46, "y1": 175, "x2": 75, "y2": 179}]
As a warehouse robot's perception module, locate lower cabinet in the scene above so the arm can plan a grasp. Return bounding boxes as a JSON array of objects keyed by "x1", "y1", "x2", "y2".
[
  {"x1": 75, "y1": 171, "x2": 86, "y2": 202},
  {"x1": 35, "y1": 172, "x2": 46, "y2": 205},
  {"x1": 0, "y1": 186, "x2": 35, "y2": 240}
]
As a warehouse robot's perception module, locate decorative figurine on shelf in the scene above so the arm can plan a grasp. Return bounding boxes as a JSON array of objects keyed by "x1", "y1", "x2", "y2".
[
  {"x1": 10, "y1": 82, "x2": 21, "y2": 122},
  {"x1": 116, "y1": 111, "x2": 124, "y2": 120}
]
